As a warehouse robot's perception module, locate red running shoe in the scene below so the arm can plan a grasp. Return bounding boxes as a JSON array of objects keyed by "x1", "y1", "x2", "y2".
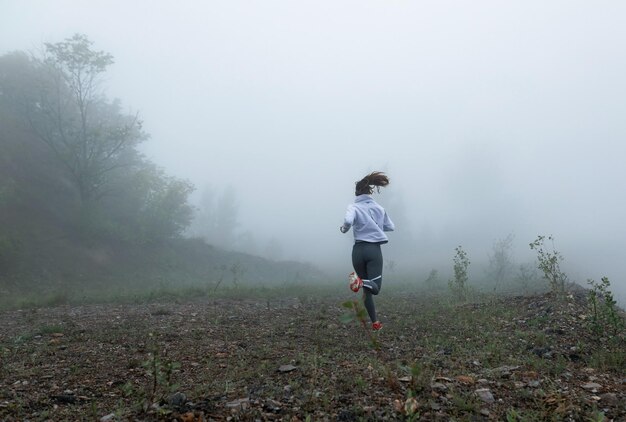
[
  {"x1": 348, "y1": 272, "x2": 363, "y2": 292},
  {"x1": 372, "y1": 321, "x2": 383, "y2": 331}
]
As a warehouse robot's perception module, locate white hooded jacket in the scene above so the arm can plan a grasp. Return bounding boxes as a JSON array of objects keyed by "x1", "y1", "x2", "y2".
[{"x1": 341, "y1": 194, "x2": 395, "y2": 243}]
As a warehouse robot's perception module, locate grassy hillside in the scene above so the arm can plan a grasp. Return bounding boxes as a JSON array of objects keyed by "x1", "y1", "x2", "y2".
[{"x1": 0, "y1": 232, "x2": 324, "y2": 309}]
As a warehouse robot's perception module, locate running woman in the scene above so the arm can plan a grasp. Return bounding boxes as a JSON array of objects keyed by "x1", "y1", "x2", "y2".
[{"x1": 340, "y1": 172, "x2": 395, "y2": 331}]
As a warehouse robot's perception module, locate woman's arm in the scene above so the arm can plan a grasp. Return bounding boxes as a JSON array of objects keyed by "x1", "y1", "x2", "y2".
[
  {"x1": 383, "y1": 212, "x2": 395, "y2": 232},
  {"x1": 340, "y1": 204, "x2": 356, "y2": 233}
]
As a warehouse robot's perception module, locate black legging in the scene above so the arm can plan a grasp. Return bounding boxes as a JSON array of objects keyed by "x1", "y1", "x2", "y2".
[{"x1": 351, "y1": 242, "x2": 383, "y2": 322}]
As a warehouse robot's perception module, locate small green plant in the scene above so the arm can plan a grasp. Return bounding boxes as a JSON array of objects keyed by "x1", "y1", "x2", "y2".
[
  {"x1": 529, "y1": 235, "x2": 567, "y2": 294},
  {"x1": 340, "y1": 299, "x2": 380, "y2": 349},
  {"x1": 586, "y1": 408, "x2": 606, "y2": 422},
  {"x1": 38, "y1": 324, "x2": 64, "y2": 335},
  {"x1": 144, "y1": 350, "x2": 181, "y2": 404},
  {"x1": 587, "y1": 276, "x2": 624, "y2": 337},
  {"x1": 506, "y1": 408, "x2": 541, "y2": 422},
  {"x1": 448, "y1": 246, "x2": 470, "y2": 301}
]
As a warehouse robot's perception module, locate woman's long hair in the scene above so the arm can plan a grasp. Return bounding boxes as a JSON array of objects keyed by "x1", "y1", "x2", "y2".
[{"x1": 355, "y1": 171, "x2": 390, "y2": 196}]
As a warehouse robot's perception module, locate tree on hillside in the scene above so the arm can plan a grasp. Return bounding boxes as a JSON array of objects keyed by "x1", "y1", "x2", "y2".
[
  {"x1": 485, "y1": 234, "x2": 515, "y2": 292},
  {"x1": 0, "y1": 36, "x2": 194, "y2": 244},
  {"x1": 4, "y1": 34, "x2": 145, "y2": 204}
]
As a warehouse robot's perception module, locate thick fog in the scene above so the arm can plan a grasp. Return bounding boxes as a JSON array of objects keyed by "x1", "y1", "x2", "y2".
[{"x1": 2, "y1": 1, "x2": 625, "y2": 301}]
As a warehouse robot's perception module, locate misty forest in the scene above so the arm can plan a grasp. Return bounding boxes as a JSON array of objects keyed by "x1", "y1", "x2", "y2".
[{"x1": 1, "y1": 5, "x2": 626, "y2": 422}]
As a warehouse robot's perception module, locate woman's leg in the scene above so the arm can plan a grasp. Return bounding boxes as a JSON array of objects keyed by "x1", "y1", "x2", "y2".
[
  {"x1": 363, "y1": 290, "x2": 377, "y2": 323},
  {"x1": 351, "y1": 244, "x2": 367, "y2": 279},
  {"x1": 363, "y1": 244, "x2": 383, "y2": 295},
  {"x1": 359, "y1": 243, "x2": 384, "y2": 323}
]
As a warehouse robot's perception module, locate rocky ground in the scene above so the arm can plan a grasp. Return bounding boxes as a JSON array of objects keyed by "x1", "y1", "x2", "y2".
[{"x1": 0, "y1": 289, "x2": 624, "y2": 421}]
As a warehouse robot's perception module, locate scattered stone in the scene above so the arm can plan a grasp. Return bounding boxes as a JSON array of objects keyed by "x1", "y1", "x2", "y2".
[
  {"x1": 532, "y1": 347, "x2": 552, "y2": 358},
  {"x1": 431, "y1": 382, "x2": 448, "y2": 393},
  {"x1": 404, "y1": 397, "x2": 418, "y2": 415},
  {"x1": 475, "y1": 388, "x2": 495, "y2": 403},
  {"x1": 435, "y1": 376, "x2": 453, "y2": 383},
  {"x1": 513, "y1": 381, "x2": 526, "y2": 389},
  {"x1": 480, "y1": 408, "x2": 490, "y2": 416},
  {"x1": 100, "y1": 414, "x2": 115, "y2": 422},
  {"x1": 225, "y1": 398, "x2": 249, "y2": 410},
  {"x1": 278, "y1": 364, "x2": 297, "y2": 373},
  {"x1": 51, "y1": 394, "x2": 76, "y2": 404},
  {"x1": 263, "y1": 399, "x2": 282, "y2": 412},
  {"x1": 393, "y1": 399, "x2": 403, "y2": 412},
  {"x1": 492, "y1": 365, "x2": 520, "y2": 373},
  {"x1": 398, "y1": 376, "x2": 412, "y2": 383},
  {"x1": 168, "y1": 391, "x2": 187, "y2": 406},
  {"x1": 581, "y1": 382, "x2": 602, "y2": 392},
  {"x1": 456, "y1": 375, "x2": 475, "y2": 385},
  {"x1": 528, "y1": 380, "x2": 541, "y2": 388},
  {"x1": 599, "y1": 393, "x2": 618, "y2": 405}
]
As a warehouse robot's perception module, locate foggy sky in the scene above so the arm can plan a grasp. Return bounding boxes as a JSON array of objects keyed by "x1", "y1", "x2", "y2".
[{"x1": 2, "y1": 1, "x2": 626, "y2": 301}]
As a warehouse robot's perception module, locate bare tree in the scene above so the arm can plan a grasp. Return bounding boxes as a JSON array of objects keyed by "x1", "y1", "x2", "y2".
[{"x1": 25, "y1": 34, "x2": 145, "y2": 203}]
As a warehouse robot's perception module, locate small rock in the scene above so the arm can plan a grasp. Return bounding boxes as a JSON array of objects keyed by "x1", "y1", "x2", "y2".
[
  {"x1": 393, "y1": 399, "x2": 403, "y2": 412},
  {"x1": 100, "y1": 414, "x2": 116, "y2": 422},
  {"x1": 528, "y1": 380, "x2": 541, "y2": 388},
  {"x1": 582, "y1": 382, "x2": 602, "y2": 392},
  {"x1": 225, "y1": 398, "x2": 249, "y2": 410},
  {"x1": 475, "y1": 388, "x2": 495, "y2": 403},
  {"x1": 493, "y1": 365, "x2": 520, "y2": 373},
  {"x1": 532, "y1": 347, "x2": 551, "y2": 358},
  {"x1": 263, "y1": 399, "x2": 282, "y2": 412},
  {"x1": 480, "y1": 408, "x2": 490, "y2": 416},
  {"x1": 398, "y1": 376, "x2": 412, "y2": 383},
  {"x1": 278, "y1": 364, "x2": 297, "y2": 373},
  {"x1": 431, "y1": 382, "x2": 448, "y2": 393},
  {"x1": 168, "y1": 392, "x2": 187, "y2": 406},
  {"x1": 456, "y1": 375, "x2": 475, "y2": 385},
  {"x1": 513, "y1": 381, "x2": 526, "y2": 389},
  {"x1": 51, "y1": 394, "x2": 76, "y2": 404},
  {"x1": 404, "y1": 397, "x2": 418, "y2": 415},
  {"x1": 599, "y1": 393, "x2": 618, "y2": 405}
]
